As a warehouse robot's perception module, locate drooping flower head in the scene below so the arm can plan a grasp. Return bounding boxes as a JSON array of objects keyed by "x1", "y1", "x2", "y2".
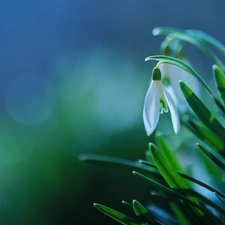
[{"x1": 143, "y1": 67, "x2": 180, "y2": 136}]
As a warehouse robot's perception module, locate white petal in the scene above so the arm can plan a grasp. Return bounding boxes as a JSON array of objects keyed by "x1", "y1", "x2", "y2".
[
  {"x1": 159, "y1": 64, "x2": 171, "y2": 79},
  {"x1": 154, "y1": 81, "x2": 168, "y2": 112},
  {"x1": 163, "y1": 87, "x2": 180, "y2": 133},
  {"x1": 168, "y1": 66, "x2": 186, "y2": 104},
  {"x1": 143, "y1": 82, "x2": 160, "y2": 136}
]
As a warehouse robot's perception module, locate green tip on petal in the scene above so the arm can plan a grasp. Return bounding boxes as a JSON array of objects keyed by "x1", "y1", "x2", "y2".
[{"x1": 152, "y1": 67, "x2": 161, "y2": 80}]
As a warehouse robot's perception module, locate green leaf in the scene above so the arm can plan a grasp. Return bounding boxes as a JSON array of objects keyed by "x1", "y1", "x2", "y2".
[
  {"x1": 187, "y1": 29, "x2": 225, "y2": 56},
  {"x1": 81, "y1": 154, "x2": 225, "y2": 202},
  {"x1": 133, "y1": 171, "x2": 184, "y2": 198},
  {"x1": 79, "y1": 154, "x2": 154, "y2": 174},
  {"x1": 133, "y1": 171, "x2": 224, "y2": 224},
  {"x1": 133, "y1": 171, "x2": 208, "y2": 214},
  {"x1": 145, "y1": 55, "x2": 225, "y2": 114},
  {"x1": 216, "y1": 193, "x2": 225, "y2": 205},
  {"x1": 133, "y1": 171, "x2": 174, "y2": 195},
  {"x1": 197, "y1": 143, "x2": 225, "y2": 171},
  {"x1": 133, "y1": 171, "x2": 194, "y2": 224},
  {"x1": 149, "y1": 143, "x2": 188, "y2": 190},
  {"x1": 169, "y1": 203, "x2": 192, "y2": 225},
  {"x1": 152, "y1": 26, "x2": 225, "y2": 71},
  {"x1": 94, "y1": 203, "x2": 139, "y2": 225},
  {"x1": 145, "y1": 55, "x2": 201, "y2": 82},
  {"x1": 149, "y1": 143, "x2": 208, "y2": 220},
  {"x1": 152, "y1": 26, "x2": 184, "y2": 36},
  {"x1": 79, "y1": 153, "x2": 163, "y2": 182},
  {"x1": 132, "y1": 200, "x2": 162, "y2": 225},
  {"x1": 188, "y1": 190, "x2": 225, "y2": 215},
  {"x1": 138, "y1": 159, "x2": 225, "y2": 200},
  {"x1": 213, "y1": 64, "x2": 225, "y2": 106},
  {"x1": 132, "y1": 200, "x2": 148, "y2": 217},
  {"x1": 185, "y1": 118, "x2": 225, "y2": 153},
  {"x1": 180, "y1": 81, "x2": 225, "y2": 140},
  {"x1": 122, "y1": 201, "x2": 133, "y2": 208},
  {"x1": 155, "y1": 132, "x2": 182, "y2": 171}
]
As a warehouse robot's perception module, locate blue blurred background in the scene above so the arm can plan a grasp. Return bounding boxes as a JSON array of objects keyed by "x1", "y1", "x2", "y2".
[{"x1": 1, "y1": 0, "x2": 225, "y2": 224}]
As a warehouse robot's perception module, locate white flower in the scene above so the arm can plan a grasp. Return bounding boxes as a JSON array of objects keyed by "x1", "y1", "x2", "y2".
[
  {"x1": 159, "y1": 60, "x2": 200, "y2": 111},
  {"x1": 143, "y1": 67, "x2": 180, "y2": 136}
]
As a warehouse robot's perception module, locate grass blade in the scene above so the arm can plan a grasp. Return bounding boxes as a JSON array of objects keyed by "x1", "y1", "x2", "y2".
[
  {"x1": 133, "y1": 172, "x2": 209, "y2": 216},
  {"x1": 133, "y1": 171, "x2": 224, "y2": 224},
  {"x1": 79, "y1": 153, "x2": 163, "y2": 182},
  {"x1": 137, "y1": 159, "x2": 225, "y2": 200},
  {"x1": 215, "y1": 193, "x2": 225, "y2": 205},
  {"x1": 213, "y1": 64, "x2": 225, "y2": 106},
  {"x1": 132, "y1": 200, "x2": 163, "y2": 225},
  {"x1": 94, "y1": 203, "x2": 139, "y2": 225},
  {"x1": 152, "y1": 26, "x2": 225, "y2": 71},
  {"x1": 122, "y1": 201, "x2": 133, "y2": 208},
  {"x1": 149, "y1": 143, "x2": 206, "y2": 223},
  {"x1": 187, "y1": 29, "x2": 225, "y2": 56},
  {"x1": 180, "y1": 81, "x2": 225, "y2": 140},
  {"x1": 185, "y1": 118, "x2": 225, "y2": 153},
  {"x1": 197, "y1": 143, "x2": 225, "y2": 171},
  {"x1": 80, "y1": 154, "x2": 225, "y2": 202},
  {"x1": 149, "y1": 143, "x2": 188, "y2": 190},
  {"x1": 155, "y1": 132, "x2": 182, "y2": 171}
]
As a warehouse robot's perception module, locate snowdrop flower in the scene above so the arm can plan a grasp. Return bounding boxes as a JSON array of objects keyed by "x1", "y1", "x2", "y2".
[{"x1": 143, "y1": 67, "x2": 180, "y2": 136}]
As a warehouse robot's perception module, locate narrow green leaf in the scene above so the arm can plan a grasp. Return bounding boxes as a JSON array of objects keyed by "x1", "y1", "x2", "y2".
[
  {"x1": 94, "y1": 203, "x2": 139, "y2": 225},
  {"x1": 133, "y1": 171, "x2": 224, "y2": 224},
  {"x1": 133, "y1": 171, "x2": 184, "y2": 198},
  {"x1": 145, "y1": 55, "x2": 201, "y2": 83},
  {"x1": 79, "y1": 154, "x2": 145, "y2": 170},
  {"x1": 179, "y1": 172, "x2": 225, "y2": 200},
  {"x1": 188, "y1": 189, "x2": 225, "y2": 215},
  {"x1": 79, "y1": 153, "x2": 154, "y2": 173},
  {"x1": 213, "y1": 64, "x2": 225, "y2": 106},
  {"x1": 133, "y1": 171, "x2": 208, "y2": 214},
  {"x1": 132, "y1": 200, "x2": 148, "y2": 217},
  {"x1": 197, "y1": 143, "x2": 225, "y2": 171},
  {"x1": 80, "y1": 154, "x2": 225, "y2": 202},
  {"x1": 145, "y1": 55, "x2": 225, "y2": 114},
  {"x1": 187, "y1": 29, "x2": 225, "y2": 56},
  {"x1": 169, "y1": 203, "x2": 191, "y2": 225},
  {"x1": 185, "y1": 118, "x2": 225, "y2": 153},
  {"x1": 216, "y1": 193, "x2": 225, "y2": 205},
  {"x1": 132, "y1": 200, "x2": 162, "y2": 225},
  {"x1": 155, "y1": 132, "x2": 182, "y2": 171},
  {"x1": 149, "y1": 143, "x2": 207, "y2": 220},
  {"x1": 149, "y1": 143, "x2": 188, "y2": 190},
  {"x1": 138, "y1": 159, "x2": 225, "y2": 200},
  {"x1": 152, "y1": 26, "x2": 225, "y2": 71},
  {"x1": 79, "y1": 153, "x2": 163, "y2": 182},
  {"x1": 180, "y1": 81, "x2": 225, "y2": 140},
  {"x1": 122, "y1": 201, "x2": 133, "y2": 208},
  {"x1": 152, "y1": 26, "x2": 184, "y2": 36}
]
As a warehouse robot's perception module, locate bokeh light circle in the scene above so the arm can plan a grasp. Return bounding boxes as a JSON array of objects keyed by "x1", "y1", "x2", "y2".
[{"x1": 5, "y1": 73, "x2": 55, "y2": 125}]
